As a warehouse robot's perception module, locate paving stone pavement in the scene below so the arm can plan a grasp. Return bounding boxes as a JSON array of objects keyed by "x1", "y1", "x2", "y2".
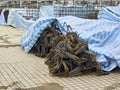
[
  {"x1": 0, "y1": 25, "x2": 120, "y2": 90},
  {"x1": 0, "y1": 46, "x2": 120, "y2": 90},
  {"x1": 0, "y1": 25, "x2": 25, "y2": 47}
]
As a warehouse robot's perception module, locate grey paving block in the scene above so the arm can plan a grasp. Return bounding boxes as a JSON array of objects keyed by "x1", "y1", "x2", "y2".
[{"x1": 0, "y1": 46, "x2": 119, "y2": 90}]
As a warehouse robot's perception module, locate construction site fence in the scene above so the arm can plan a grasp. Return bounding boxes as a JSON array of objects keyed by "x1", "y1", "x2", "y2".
[
  {"x1": 0, "y1": 5, "x2": 113, "y2": 20},
  {"x1": 54, "y1": 6, "x2": 104, "y2": 19}
]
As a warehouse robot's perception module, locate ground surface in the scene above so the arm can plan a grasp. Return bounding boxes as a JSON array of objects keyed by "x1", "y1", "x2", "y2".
[
  {"x1": 0, "y1": 25, "x2": 24, "y2": 47},
  {"x1": 0, "y1": 25, "x2": 120, "y2": 90}
]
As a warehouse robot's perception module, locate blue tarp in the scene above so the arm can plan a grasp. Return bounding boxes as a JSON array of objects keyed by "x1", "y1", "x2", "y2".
[
  {"x1": 0, "y1": 8, "x2": 35, "y2": 30},
  {"x1": 14, "y1": 11, "x2": 35, "y2": 30},
  {"x1": 21, "y1": 16, "x2": 120, "y2": 71},
  {"x1": 98, "y1": 5, "x2": 120, "y2": 22},
  {"x1": 40, "y1": 6, "x2": 54, "y2": 17},
  {"x1": 21, "y1": 17, "x2": 66, "y2": 53}
]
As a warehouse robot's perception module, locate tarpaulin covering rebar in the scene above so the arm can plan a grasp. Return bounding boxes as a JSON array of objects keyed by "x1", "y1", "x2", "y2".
[
  {"x1": 21, "y1": 16, "x2": 120, "y2": 72},
  {"x1": 0, "y1": 9, "x2": 7, "y2": 25},
  {"x1": 40, "y1": 6, "x2": 54, "y2": 17},
  {"x1": 98, "y1": 5, "x2": 120, "y2": 22},
  {"x1": 7, "y1": 9, "x2": 35, "y2": 30},
  {"x1": 13, "y1": 11, "x2": 35, "y2": 30},
  {"x1": 0, "y1": 8, "x2": 37, "y2": 30}
]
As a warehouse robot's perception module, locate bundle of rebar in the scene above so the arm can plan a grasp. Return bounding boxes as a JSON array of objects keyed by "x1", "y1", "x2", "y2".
[
  {"x1": 30, "y1": 19, "x2": 63, "y2": 57},
  {"x1": 45, "y1": 32, "x2": 98, "y2": 76},
  {"x1": 30, "y1": 19, "x2": 108, "y2": 76}
]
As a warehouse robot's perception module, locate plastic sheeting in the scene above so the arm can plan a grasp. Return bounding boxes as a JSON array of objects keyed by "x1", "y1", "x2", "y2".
[
  {"x1": 98, "y1": 5, "x2": 120, "y2": 22},
  {"x1": 0, "y1": 9, "x2": 7, "y2": 25},
  {"x1": 39, "y1": 6, "x2": 96, "y2": 18},
  {"x1": 57, "y1": 16, "x2": 120, "y2": 71},
  {"x1": 21, "y1": 16, "x2": 120, "y2": 71},
  {"x1": 7, "y1": 9, "x2": 15, "y2": 27},
  {"x1": 7, "y1": 9, "x2": 35, "y2": 30},
  {"x1": 21, "y1": 17, "x2": 66, "y2": 53},
  {"x1": 39, "y1": 6, "x2": 54, "y2": 17},
  {"x1": 14, "y1": 11, "x2": 35, "y2": 30},
  {"x1": 0, "y1": 8, "x2": 37, "y2": 30}
]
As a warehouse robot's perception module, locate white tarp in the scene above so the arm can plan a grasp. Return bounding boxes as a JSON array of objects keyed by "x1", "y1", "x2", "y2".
[
  {"x1": 7, "y1": 8, "x2": 35, "y2": 30},
  {"x1": 0, "y1": 9, "x2": 7, "y2": 25}
]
